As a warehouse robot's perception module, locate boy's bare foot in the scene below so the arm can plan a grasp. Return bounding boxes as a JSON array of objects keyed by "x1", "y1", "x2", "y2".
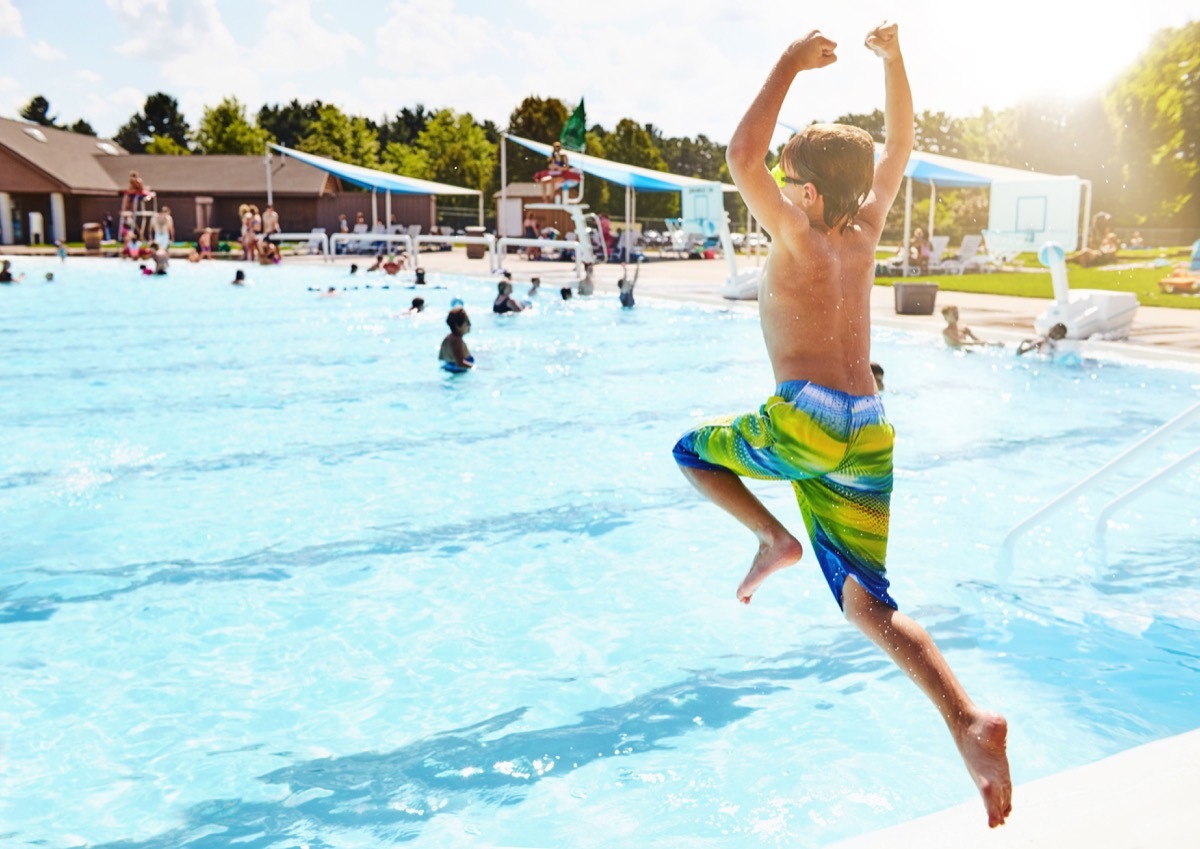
[
  {"x1": 736, "y1": 534, "x2": 803, "y2": 603},
  {"x1": 956, "y1": 710, "x2": 1012, "y2": 828}
]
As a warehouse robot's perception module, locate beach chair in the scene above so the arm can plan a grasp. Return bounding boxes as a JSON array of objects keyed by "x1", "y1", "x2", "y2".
[
  {"x1": 306, "y1": 227, "x2": 327, "y2": 255},
  {"x1": 1156, "y1": 239, "x2": 1200, "y2": 293},
  {"x1": 937, "y1": 233, "x2": 984, "y2": 275}
]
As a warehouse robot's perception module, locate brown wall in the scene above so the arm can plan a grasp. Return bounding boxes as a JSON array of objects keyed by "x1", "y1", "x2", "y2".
[
  {"x1": 0, "y1": 149, "x2": 62, "y2": 193},
  {"x1": 316, "y1": 192, "x2": 434, "y2": 235}
]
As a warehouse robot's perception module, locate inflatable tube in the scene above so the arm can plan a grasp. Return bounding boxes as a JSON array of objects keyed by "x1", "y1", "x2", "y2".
[{"x1": 534, "y1": 169, "x2": 582, "y2": 184}]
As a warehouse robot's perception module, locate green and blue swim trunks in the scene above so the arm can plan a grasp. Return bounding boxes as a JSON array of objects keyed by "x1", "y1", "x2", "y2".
[{"x1": 673, "y1": 379, "x2": 897, "y2": 610}]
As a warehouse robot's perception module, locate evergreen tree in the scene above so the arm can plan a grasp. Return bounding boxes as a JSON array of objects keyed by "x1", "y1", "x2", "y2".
[{"x1": 20, "y1": 95, "x2": 59, "y2": 127}]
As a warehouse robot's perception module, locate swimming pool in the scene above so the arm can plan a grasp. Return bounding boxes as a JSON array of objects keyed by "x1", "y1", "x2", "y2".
[{"x1": 2, "y1": 257, "x2": 1198, "y2": 847}]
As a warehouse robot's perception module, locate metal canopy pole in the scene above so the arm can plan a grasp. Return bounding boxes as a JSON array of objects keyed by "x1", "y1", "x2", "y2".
[
  {"x1": 928, "y1": 179, "x2": 936, "y2": 239},
  {"x1": 500, "y1": 132, "x2": 508, "y2": 236},
  {"x1": 901, "y1": 176, "x2": 913, "y2": 277},
  {"x1": 385, "y1": 190, "x2": 392, "y2": 231},
  {"x1": 371, "y1": 188, "x2": 378, "y2": 230},
  {"x1": 264, "y1": 151, "x2": 273, "y2": 207}
]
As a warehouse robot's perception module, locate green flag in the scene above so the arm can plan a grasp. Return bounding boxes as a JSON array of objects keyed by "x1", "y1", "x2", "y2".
[{"x1": 560, "y1": 98, "x2": 586, "y2": 153}]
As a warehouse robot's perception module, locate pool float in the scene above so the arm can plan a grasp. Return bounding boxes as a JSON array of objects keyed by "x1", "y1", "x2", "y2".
[{"x1": 534, "y1": 168, "x2": 582, "y2": 188}]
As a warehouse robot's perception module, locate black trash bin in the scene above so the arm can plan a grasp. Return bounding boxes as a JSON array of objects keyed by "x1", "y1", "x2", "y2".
[{"x1": 893, "y1": 282, "x2": 939, "y2": 315}]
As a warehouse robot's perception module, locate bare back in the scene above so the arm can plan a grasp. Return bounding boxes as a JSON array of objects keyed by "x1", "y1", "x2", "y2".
[{"x1": 760, "y1": 221, "x2": 878, "y2": 394}]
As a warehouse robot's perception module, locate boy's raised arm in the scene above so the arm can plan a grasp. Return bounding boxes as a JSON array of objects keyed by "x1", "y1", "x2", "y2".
[
  {"x1": 857, "y1": 22, "x2": 912, "y2": 230},
  {"x1": 725, "y1": 31, "x2": 838, "y2": 238}
]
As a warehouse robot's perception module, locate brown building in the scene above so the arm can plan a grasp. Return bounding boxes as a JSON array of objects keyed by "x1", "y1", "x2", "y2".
[{"x1": 0, "y1": 116, "x2": 436, "y2": 245}]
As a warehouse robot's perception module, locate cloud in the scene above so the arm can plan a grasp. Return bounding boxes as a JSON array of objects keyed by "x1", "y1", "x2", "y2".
[
  {"x1": 257, "y1": 0, "x2": 363, "y2": 73},
  {"x1": 0, "y1": 0, "x2": 22, "y2": 37},
  {"x1": 78, "y1": 69, "x2": 103, "y2": 84},
  {"x1": 31, "y1": 40, "x2": 65, "y2": 61}
]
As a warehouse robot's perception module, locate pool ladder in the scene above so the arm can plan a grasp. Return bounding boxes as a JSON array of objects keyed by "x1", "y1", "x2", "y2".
[{"x1": 999, "y1": 399, "x2": 1200, "y2": 565}]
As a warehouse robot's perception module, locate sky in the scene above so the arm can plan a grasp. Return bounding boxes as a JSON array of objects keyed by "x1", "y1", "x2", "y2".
[{"x1": 0, "y1": 0, "x2": 1195, "y2": 148}]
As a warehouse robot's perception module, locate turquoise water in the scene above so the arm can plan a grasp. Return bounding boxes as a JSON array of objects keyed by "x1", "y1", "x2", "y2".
[{"x1": 2, "y1": 257, "x2": 1198, "y2": 847}]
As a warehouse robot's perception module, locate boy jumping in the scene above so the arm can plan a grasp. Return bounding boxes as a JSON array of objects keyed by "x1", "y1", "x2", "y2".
[{"x1": 672, "y1": 23, "x2": 1013, "y2": 828}]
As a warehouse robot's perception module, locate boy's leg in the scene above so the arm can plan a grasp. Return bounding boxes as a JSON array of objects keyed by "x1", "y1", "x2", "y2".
[
  {"x1": 678, "y1": 466, "x2": 803, "y2": 603},
  {"x1": 841, "y1": 577, "x2": 1013, "y2": 828}
]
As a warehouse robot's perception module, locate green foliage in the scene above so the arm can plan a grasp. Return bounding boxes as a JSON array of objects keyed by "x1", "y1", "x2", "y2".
[
  {"x1": 834, "y1": 109, "x2": 885, "y2": 143},
  {"x1": 20, "y1": 95, "x2": 58, "y2": 127},
  {"x1": 381, "y1": 142, "x2": 432, "y2": 179},
  {"x1": 68, "y1": 119, "x2": 95, "y2": 136},
  {"x1": 580, "y1": 130, "x2": 610, "y2": 212},
  {"x1": 193, "y1": 97, "x2": 271, "y2": 155},
  {"x1": 145, "y1": 134, "x2": 191, "y2": 155},
  {"x1": 297, "y1": 104, "x2": 379, "y2": 167},
  {"x1": 408, "y1": 109, "x2": 495, "y2": 193},
  {"x1": 1107, "y1": 21, "x2": 1200, "y2": 227},
  {"x1": 116, "y1": 93, "x2": 191, "y2": 153},
  {"x1": 603, "y1": 119, "x2": 677, "y2": 220},
  {"x1": 258, "y1": 99, "x2": 323, "y2": 149},
  {"x1": 506, "y1": 96, "x2": 568, "y2": 182}
]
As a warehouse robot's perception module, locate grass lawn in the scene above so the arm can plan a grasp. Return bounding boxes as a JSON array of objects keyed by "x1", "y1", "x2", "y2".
[{"x1": 874, "y1": 248, "x2": 1200, "y2": 310}]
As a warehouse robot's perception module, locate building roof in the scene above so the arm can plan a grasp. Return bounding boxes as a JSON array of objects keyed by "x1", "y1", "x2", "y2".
[
  {"x1": 0, "y1": 116, "x2": 127, "y2": 194},
  {"x1": 99, "y1": 154, "x2": 336, "y2": 197}
]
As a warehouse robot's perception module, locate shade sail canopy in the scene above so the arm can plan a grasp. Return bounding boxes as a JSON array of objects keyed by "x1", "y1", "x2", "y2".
[
  {"x1": 270, "y1": 143, "x2": 481, "y2": 196},
  {"x1": 877, "y1": 145, "x2": 1075, "y2": 189},
  {"x1": 506, "y1": 133, "x2": 736, "y2": 193}
]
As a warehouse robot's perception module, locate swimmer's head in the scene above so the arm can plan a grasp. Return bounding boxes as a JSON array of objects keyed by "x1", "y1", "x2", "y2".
[
  {"x1": 498, "y1": 281, "x2": 512, "y2": 295},
  {"x1": 1049, "y1": 323, "x2": 1068, "y2": 341},
  {"x1": 870, "y1": 361, "x2": 884, "y2": 392},
  {"x1": 447, "y1": 306, "x2": 470, "y2": 333},
  {"x1": 780, "y1": 123, "x2": 875, "y2": 233},
  {"x1": 941, "y1": 305, "x2": 959, "y2": 321},
  {"x1": 411, "y1": 297, "x2": 425, "y2": 311},
  {"x1": 350, "y1": 264, "x2": 359, "y2": 274}
]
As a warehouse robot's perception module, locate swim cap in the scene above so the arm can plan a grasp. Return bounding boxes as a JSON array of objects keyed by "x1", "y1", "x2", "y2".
[{"x1": 450, "y1": 297, "x2": 464, "y2": 308}]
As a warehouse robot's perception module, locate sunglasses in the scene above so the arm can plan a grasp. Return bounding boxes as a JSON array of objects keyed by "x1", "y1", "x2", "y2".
[{"x1": 770, "y1": 164, "x2": 818, "y2": 190}]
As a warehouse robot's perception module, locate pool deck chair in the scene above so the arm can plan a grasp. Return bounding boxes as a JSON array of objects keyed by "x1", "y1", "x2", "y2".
[
  {"x1": 937, "y1": 233, "x2": 986, "y2": 275},
  {"x1": 1157, "y1": 238, "x2": 1200, "y2": 294}
]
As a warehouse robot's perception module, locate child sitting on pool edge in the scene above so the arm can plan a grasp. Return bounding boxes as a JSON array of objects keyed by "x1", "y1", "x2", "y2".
[
  {"x1": 440, "y1": 305, "x2": 474, "y2": 372},
  {"x1": 672, "y1": 22, "x2": 1012, "y2": 829}
]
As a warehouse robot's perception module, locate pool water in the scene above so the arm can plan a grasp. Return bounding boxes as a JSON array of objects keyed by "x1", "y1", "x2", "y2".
[{"x1": 2, "y1": 257, "x2": 1198, "y2": 847}]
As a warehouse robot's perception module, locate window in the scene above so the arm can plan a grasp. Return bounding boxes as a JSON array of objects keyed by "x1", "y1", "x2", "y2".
[
  {"x1": 96, "y1": 142, "x2": 120, "y2": 156},
  {"x1": 23, "y1": 127, "x2": 47, "y2": 143}
]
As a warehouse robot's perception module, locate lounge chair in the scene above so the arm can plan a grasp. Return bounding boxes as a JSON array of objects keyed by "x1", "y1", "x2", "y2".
[
  {"x1": 306, "y1": 227, "x2": 327, "y2": 255},
  {"x1": 1156, "y1": 239, "x2": 1200, "y2": 294},
  {"x1": 937, "y1": 233, "x2": 985, "y2": 275}
]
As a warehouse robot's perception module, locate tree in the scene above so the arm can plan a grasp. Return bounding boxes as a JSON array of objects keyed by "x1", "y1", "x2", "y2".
[
  {"x1": 603, "y1": 119, "x2": 677, "y2": 220},
  {"x1": 834, "y1": 109, "x2": 886, "y2": 144},
  {"x1": 20, "y1": 95, "x2": 59, "y2": 127},
  {"x1": 258, "y1": 99, "x2": 323, "y2": 149},
  {"x1": 376, "y1": 105, "x2": 430, "y2": 150},
  {"x1": 410, "y1": 108, "x2": 495, "y2": 192},
  {"x1": 506, "y1": 96, "x2": 568, "y2": 183},
  {"x1": 115, "y1": 93, "x2": 191, "y2": 153},
  {"x1": 1107, "y1": 20, "x2": 1200, "y2": 226},
  {"x1": 68, "y1": 119, "x2": 96, "y2": 136},
  {"x1": 145, "y1": 134, "x2": 191, "y2": 155},
  {"x1": 297, "y1": 104, "x2": 379, "y2": 167},
  {"x1": 193, "y1": 97, "x2": 271, "y2": 155}
]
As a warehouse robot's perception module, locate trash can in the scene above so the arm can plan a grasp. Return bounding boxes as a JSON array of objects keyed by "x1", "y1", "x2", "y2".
[
  {"x1": 464, "y1": 225, "x2": 487, "y2": 259},
  {"x1": 894, "y1": 282, "x2": 939, "y2": 315},
  {"x1": 82, "y1": 222, "x2": 102, "y2": 252}
]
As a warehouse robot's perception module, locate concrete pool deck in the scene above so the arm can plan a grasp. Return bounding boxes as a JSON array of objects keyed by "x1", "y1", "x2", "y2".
[{"x1": 404, "y1": 248, "x2": 1200, "y2": 364}]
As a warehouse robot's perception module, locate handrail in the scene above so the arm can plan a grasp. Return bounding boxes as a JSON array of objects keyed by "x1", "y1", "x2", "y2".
[
  {"x1": 414, "y1": 233, "x2": 497, "y2": 272},
  {"x1": 270, "y1": 230, "x2": 330, "y2": 258},
  {"x1": 1094, "y1": 447, "x2": 1200, "y2": 543},
  {"x1": 496, "y1": 236, "x2": 583, "y2": 278},
  {"x1": 1000, "y1": 400, "x2": 1200, "y2": 562},
  {"x1": 329, "y1": 232, "x2": 415, "y2": 260}
]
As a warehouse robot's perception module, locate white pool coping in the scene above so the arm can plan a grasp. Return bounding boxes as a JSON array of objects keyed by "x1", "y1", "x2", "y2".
[{"x1": 825, "y1": 726, "x2": 1200, "y2": 848}]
